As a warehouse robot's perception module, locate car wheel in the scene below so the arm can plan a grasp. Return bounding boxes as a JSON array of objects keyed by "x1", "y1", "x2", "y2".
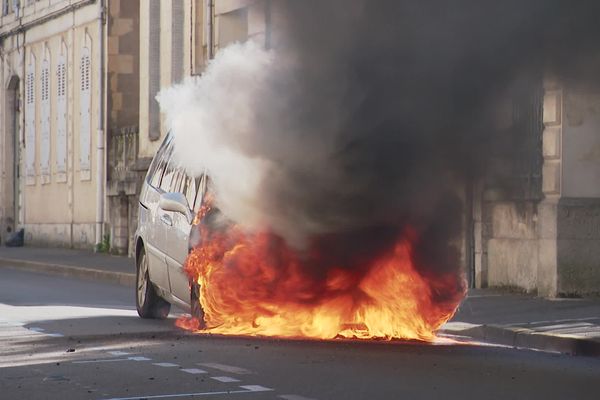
[
  {"x1": 136, "y1": 247, "x2": 171, "y2": 319},
  {"x1": 190, "y1": 282, "x2": 205, "y2": 327}
]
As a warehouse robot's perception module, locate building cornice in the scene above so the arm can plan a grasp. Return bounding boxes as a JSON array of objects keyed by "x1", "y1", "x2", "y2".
[{"x1": 0, "y1": 0, "x2": 97, "y2": 41}]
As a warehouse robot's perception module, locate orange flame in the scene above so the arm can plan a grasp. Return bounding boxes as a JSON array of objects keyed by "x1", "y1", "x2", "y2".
[{"x1": 178, "y1": 203, "x2": 465, "y2": 341}]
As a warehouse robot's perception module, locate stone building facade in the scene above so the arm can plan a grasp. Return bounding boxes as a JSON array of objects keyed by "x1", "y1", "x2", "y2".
[
  {"x1": 4, "y1": 1, "x2": 596, "y2": 296},
  {"x1": 0, "y1": 0, "x2": 106, "y2": 249},
  {"x1": 0, "y1": 0, "x2": 273, "y2": 255},
  {"x1": 0, "y1": 0, "x2": 140, "y2": 251},
  {"x1": 472, "y1": 78, "x2": 600, "y2": 297}
]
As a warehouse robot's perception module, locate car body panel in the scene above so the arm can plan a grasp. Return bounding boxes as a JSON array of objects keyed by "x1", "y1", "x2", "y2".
[{"x1": 135, "y1": 133, "x2": 205, "y2": 314}]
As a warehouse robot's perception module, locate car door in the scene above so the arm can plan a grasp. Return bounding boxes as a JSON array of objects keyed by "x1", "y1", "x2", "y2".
[
  {"x1": 151, "y1": 149, "x2": 181, "y2": 293},
  {"x1": 165, "y1": 172, "x2": 204, "y2": 304},
  {"x1": 143, "y1": 137, "x2": 172, "y2": 292}
]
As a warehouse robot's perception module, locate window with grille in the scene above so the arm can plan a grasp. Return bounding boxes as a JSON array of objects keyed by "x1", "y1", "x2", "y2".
[
  {"x1": 56, "y1": 53, "x2": 67, "y2": 178},
  {"x1": 25, "y1": 54, "x2": 36, "y2": 184},
  {"x1": 40, "y1": 58, "x2": 51, "y2": 181},
  {"x1": 79, "y1": 46, "x2": 91, "y2": 178}
]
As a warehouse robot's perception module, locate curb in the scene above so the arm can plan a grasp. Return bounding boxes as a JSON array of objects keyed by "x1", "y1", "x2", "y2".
[
  {"x1": 441, "y1": 322, "x2": 600, "y2": 357},
  {"x1": 0, "y1": 257, "x2": 135, "y2": 287}
]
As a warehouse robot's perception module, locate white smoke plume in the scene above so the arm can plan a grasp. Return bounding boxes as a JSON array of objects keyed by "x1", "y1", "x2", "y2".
[{"x1": 157, "y1": 41, "x2": 341, "y2": 246}]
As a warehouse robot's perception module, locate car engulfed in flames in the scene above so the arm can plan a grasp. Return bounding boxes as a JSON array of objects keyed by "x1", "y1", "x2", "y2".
[{"x1": 176, "y1": 195, "x2": 465, "y2": 342}]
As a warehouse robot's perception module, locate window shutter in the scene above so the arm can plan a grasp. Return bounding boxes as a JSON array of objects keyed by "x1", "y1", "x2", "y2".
[
  {"x1": 40, "y1": 58, "x2": 51, "y2": 181},
  {"x1": 79, "y1": 46, "x2": 91, "y2": 178},
  {"x1": 171, "y1": 0, "x2": 184, "y2": 84},
  {"x1": 25, "y1": 54, "x2": 36, "y2": 184},
  {"x1": 56, "y1": 54, "x2": 67, "y2": 178}
]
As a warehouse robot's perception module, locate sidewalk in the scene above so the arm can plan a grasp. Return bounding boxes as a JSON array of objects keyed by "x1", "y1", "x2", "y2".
[
  {"x1": 0, "y1": 246, "x2": 599, "y2": 356},
  {"x1": 0, "y1": 246, "x2": 135, "y2": 287},
  {"x1": 441, "y1": 289, "x2": 600, "y2": 357}
]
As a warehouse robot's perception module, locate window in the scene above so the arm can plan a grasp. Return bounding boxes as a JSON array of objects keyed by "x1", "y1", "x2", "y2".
[
  {"x1": 149, "y1": 156, "x2": 167, "y2": 188},
  {"x1": 169, "y1": 168, "x2": 187, "y2": 194},
  {"x1": 171, "y1": 0, "x2": 184, "y2": 84},
  {"x1": 159, "y1": 156, "x2": 178, "y2": 192},
  {"x1": 148, "y1": 137, "x2": 172, "y2": 188},
  {"x1": 182, "y1": 174, "x2": 198, "y2": 209},
  {"x1": 25, "y1": 53, "x2": 36, "y2": 184},
  {"x1": 40, "y1": 57, "x2": 51, "y2": 181},
  {"x1": 56, "y1": 52, "x2": 67, "y2": 178},
  {"x1": 79, "y1": 46, "x2": 91, "y2": 178}
]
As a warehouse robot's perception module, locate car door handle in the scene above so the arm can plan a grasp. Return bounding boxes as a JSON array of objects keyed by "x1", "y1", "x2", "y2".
[{"x1": 160, "y1": 214, "x2": 173, "y2": 226}]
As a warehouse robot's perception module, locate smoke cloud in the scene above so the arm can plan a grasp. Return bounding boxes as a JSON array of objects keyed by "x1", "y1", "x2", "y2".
[{"x1": 158, "y1": 1, "x2": 600, "y2": 280}]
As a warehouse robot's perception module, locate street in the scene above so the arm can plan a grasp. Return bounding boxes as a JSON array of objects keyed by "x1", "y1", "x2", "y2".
[{"x1": 1, "y1": 268, "x2": 599, "y2": 400}]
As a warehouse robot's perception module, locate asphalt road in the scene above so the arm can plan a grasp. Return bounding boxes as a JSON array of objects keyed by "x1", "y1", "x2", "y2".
[{"x1": 1, "y1": 268, "x2": 599, "y2": 400}]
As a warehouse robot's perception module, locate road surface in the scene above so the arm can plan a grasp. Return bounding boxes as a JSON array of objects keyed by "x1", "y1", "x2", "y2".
[{"x1": 1, "y1": 268, "x2": 599, "y2": 400}]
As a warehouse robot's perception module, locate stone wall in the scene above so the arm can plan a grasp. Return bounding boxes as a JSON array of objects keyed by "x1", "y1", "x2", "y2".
[
  {"x1": 106, "y1": 0, "x2": 141, "y2": 256},
  {"x1": 23, "y1": 222, "x2": 96, "y2": 249},
  {"x1": 556, "y1": 198, "x2": 600, "y2": 296},
  {"x1": 483, "y1": 201, "x2": 539, "y2": 292}
]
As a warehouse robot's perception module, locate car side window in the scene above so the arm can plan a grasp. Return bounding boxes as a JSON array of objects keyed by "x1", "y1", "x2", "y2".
[
  {"x1": 182, "y1": 174, "x2": 197, "y2": 209},
  {"x1": 148, "y1": 136, "x2": 173, "y2": 188},
  {"x1": 159, "y1": 155, "x2": 178, "y2": 192},
  {"x1": 169, "y1": 168, "x2": 186, "y2": 194}
]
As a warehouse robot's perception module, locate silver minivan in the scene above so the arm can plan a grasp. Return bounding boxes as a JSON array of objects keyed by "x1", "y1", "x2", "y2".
[{"x1": 134, "y1": 133, "x2": 205, "y2": 320}]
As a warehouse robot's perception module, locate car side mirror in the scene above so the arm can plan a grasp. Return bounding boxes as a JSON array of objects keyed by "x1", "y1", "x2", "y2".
[{"x1": 159, "y1": 192, "x2": 193, "y2": 224}]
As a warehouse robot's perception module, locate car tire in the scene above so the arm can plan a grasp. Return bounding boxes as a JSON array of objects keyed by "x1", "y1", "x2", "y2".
[
  {"x1": 136, "y1": 246, "x2": 171, "y2": 319},
  {"x1": 190, "y1": 282, "x2": 205, "y2": 327}
]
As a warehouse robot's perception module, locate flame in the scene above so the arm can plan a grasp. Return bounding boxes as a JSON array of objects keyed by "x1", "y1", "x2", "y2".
[{"x1": 178, "y1": 202, "x2": 465, "y2": 341}]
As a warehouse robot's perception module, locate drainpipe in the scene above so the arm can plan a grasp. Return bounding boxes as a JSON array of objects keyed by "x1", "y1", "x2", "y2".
[
  {"x1": 95, "y1": 0, "x2": 106, "y2": 248},
  {"x1": 206, "y1": 0, "x2": 213, "y2": 60},
  {"x1": 19, "y1": 30, "x2": 25, "y2": 228}
]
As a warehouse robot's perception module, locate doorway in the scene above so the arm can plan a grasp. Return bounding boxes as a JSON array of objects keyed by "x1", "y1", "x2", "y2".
[{"x1": 3, "y1": 75, "x2": 21, "y2": 241}]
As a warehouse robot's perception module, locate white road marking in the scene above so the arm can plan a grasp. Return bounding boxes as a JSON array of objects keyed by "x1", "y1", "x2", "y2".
[
  {"x1": 73, "y1": 356, "x2": 151, "y2": 364},
  {"x1": 240, "y1": 385, "x2": 273, "y2": 392},
  {"x1": 28, "y1": 327, "x2": 45, "y2": 332},
  {"x1": 279, "y1": 395, "x2": 318, "y2": 400},
  {"x1": 197, "y1": 363, "x2": 252, "y2": 374},
  {"x1": 181, "y1": 368, "x2": 208, "y2": 374},
  {"x1": 20, "y1": 326, "x2": 63, "y2": 337},
  {"x1": 73, "y1": 358, "x2": 130, "y2": 364},
  {"x1": 108, "y1": 351, "x2": 131, "y2": 356},
  {"x1": 211, "y1": 376, "x2": 240, "y2": 383},
  {"x1": 103, "y1": 387, "x2": 271, "y2": 400},
  {"x1": 153, "y1": 362, "x2": 180, "y2": 368}
]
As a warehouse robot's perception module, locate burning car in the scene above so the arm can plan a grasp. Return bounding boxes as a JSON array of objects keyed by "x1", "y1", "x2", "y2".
[
  {"x1": 134, "y1": 133, "x2": 206, "y2": 321},
  {"x1": 135, "y1": 131, "x2": 463, "y2": 341}
]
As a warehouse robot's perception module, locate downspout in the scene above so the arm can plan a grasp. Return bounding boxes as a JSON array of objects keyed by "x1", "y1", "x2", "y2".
[
  {"x1": 206, "y1": 0, "x2": 213, "y2": 60},
  {"x1": 95, "y1": 0, "x2": 106, "y2": 248},
  {"x1": 19, "y1": 27, "x2": 25, "y2": 228}
]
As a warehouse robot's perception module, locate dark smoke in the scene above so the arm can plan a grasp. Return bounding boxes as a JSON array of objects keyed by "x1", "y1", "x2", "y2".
[{"x1": 162, "y1": 1, "x2": 600, "y2": 287}]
